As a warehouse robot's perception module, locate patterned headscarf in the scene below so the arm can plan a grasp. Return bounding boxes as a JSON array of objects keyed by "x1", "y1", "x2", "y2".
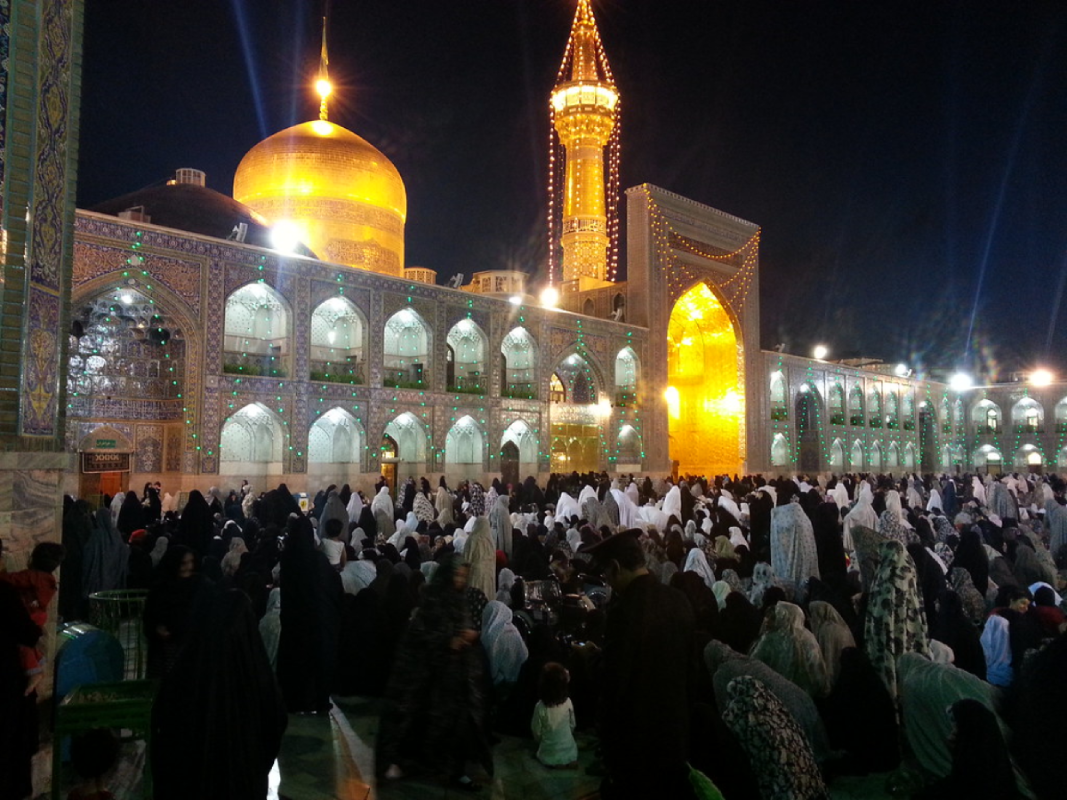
[
  {"x1": 863, "y1": 539, "x2": 930, "y2": 701},
  {"x1": 720, "y1": 675, "x2": 830, "y2": 800}
]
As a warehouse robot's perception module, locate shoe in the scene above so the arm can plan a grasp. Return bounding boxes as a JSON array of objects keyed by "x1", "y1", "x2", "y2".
[{"x1": 450, "y1": 775, "x2": 480, "y2": 792}]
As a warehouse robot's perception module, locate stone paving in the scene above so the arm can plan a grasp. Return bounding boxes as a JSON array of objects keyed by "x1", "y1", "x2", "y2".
[{"x1": 38, "y1": 694, "x2": 897, "y2": 799}]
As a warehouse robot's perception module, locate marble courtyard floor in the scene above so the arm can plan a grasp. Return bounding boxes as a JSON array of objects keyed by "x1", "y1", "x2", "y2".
[{"x1": 40, "y1": 695, "x2": 897, "y2": 799}]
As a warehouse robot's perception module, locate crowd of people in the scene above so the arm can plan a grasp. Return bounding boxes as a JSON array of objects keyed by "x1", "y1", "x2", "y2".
[{"x1": 3, "y1": 469, "x2": 1067, "y2": 798}]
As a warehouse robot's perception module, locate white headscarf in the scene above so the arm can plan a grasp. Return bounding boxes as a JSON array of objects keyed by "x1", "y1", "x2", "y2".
[
  {"x1": 578, "y1": 484, "x2": 598, "y2": 506},
  {"x1": 830, "y1": 483, "x2": 850, "y2": 510},
  {"x1": 346, "y1": 491, "x2": 364, "y2": 522},
  {"x1": 661, "y1": 485, "x2": 682, "y2": 521},
  {"x1": 926, "y1": 489, "x2": 943, "y2": 513},
  {"x1": 481, "y1": 601, "x2": 529, "y2": 685},
  {"x1": 684, "y1": 548, "x2": 716, "y2": 589},
  {"x1": 555, "y1": 492, "x2": 580, "y2": 523},
  {"x1": 496, "y1": 567, "x2": 516, "y2": 604},
  {"x1": 981, "y1": 614, "x2": 1013, "y2": 687},
  {"x1": 340, "y1": 559, "x2": 377, "y2": 595}
]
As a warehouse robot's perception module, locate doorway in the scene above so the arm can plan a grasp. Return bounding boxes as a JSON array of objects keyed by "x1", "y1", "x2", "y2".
[
  {"x1": 500, "y1": 441, "x2": 519, "y2": 487},
  {"x1": 381, "y1": 435, "x2": 399, "y2": 495}
]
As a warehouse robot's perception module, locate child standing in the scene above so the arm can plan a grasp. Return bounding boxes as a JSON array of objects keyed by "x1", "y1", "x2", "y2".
[
  {"x1": 531, "y1": 662, "x2": 578, "y2": 768},
  {"x1": 0, "y1": 542, "x2": 65, "y2": 696}
]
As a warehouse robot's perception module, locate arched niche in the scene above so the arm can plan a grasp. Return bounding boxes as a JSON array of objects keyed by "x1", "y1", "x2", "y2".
[
  {"x1": 223, "y1": 282, "x2": 290, "y2": 378},
  {"x1": 308, "y1": 407, "x2": 364, "y2": 465},
  {"x1": 769, "y1": 371, "x2": 787, "y2": 421},
  {"x1": 383, "y1": 412, "x2": 428, "y2": 472},
  {"x1": 973, "y1": 444, "x2": 1003, "y2": 474},
  {"x1": 1011, "y1": 398, "x2": 1044, "y2": 433},
  {"x1": 446, "y1": 319, "x2": 488, "y2": 394},
  {"x1": 614, "y1": 347, "x2": 640, "y2": 406},
  {"x1": 849, "y1": 386, "x2": 865, "y2": 427},
  {"x1": 830, "y1": 438, "x2": 845, "y2": 468},
  {"x1": 770, "y1": 432, "x2": 790, "y2": 467},
  {"x1": 616, "y1": 424, "x2": 643, "y2": 466},
  {"x1": 851, "y1": 439, "x2": 864, "y2": 469},
  {"x1": 219, "y1": 402, "x2": 284, "y2": 476},
  {"x1": 829, "y1": 384, "x2": 845, "y2": 425},
  {"x1": 68, "y1": 287, "x2": 187, "y2": 413},
  {"x1": 501, "y1": 419, "x2": 539, "y2": 466},
  {"x1": 971, "y1": 399, "x2": 1002, "y2": 434},
  {"x1": 383, "y1": 308, "x2": 431, "y2": 389},
  {"x1": 445, "y1": 415, "x2": 485, "y2": 476},
  {"x1": 500, "y1": 327, "x2": 537, "y2": 400},
  {"x1": 309, "y1": 297, "x2": 366, "y2": 385}
]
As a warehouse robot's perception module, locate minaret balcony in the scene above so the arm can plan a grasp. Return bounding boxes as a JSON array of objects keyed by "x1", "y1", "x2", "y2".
[{"x1": 551, "y1": 82, "x2": 618, "y2": 113}]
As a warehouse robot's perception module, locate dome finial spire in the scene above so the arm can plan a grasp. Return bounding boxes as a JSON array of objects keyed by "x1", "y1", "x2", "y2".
[{"x1": 315, "y1": 15, "x2": 332, "y2": 121}]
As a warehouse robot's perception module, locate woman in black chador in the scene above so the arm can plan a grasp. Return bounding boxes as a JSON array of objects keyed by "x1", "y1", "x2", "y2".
[
  {"x1": 276, "y1": 515, "x2": 342, "y2": 713},
  {"x1": 151, "y1": 589, "x2": 287, "y2": 800},
  {"x1": 377, "y1": 555, "x2": 493, "y2": 791}
]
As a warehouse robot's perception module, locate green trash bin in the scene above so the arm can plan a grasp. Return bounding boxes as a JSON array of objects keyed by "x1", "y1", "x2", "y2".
[{"x1": 88, "y1": 590, "x2": 148, "y2": 680}]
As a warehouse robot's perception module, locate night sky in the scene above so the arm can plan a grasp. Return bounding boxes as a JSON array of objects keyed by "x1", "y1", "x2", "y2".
[{"x1": 77, "y1": 1, "x2": 1067, "y2": 378}]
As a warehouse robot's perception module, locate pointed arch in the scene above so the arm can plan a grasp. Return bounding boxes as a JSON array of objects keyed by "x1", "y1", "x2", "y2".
[
  {"x1": 446, "y1": 318, "x2": 488, "y2": 393},
  {"x1": 771, "y1": 433, "x2": 790, "y2": 467},
  {"x1": 1011, "y1": 397, "x2": 1043, "y2": 433},
  {"x1": 616, "y1": 424, "x2": 642, "y2": 466},
  {"x1": 383, "y1": 308, "x2": 431, "y2": 388},
  {"x1": 383, "y1": 412, "x2": 428, "y2": 464},
  {"x1": 903, "y1": 442, "x2": 916, "y2": 469},
  {"x1": 501, "y1": 327, "x2": 538, "y2": 399},
  {"x1": 869, "y1": 440, "x2": 882, "y2": 469},
  {"x1": 770, "y1": 371, "x2": 787, "y2": 421},
  {"x1": 971, "y1": 399, "x2": 1002, "y2": 434},
  {"x1": 830, "y1": 438, "x2": 845, "y2": 469},
  {"x1": 224, "y1": 282, "x2": 291, "y2": 377},
  {"x1": 308, "y1": 407, "x2": 364, "y2": 465},
  {"x1": 851, "y1": 439, "x2": 864, "y2": 469},
  {"x1": 614, "y1": 346, "x2": 640, "y2": 405},
  {"x1": 551, "y1": 351, "x2": 603, "y2": 404},
  {"x1": 829, "y1": 383, "x2": 845, "y2": 425},
  {"x1": 219, "y1": 403, "x2": 284, "y2": 474},
  {"x1": 886, "y1": 441, "x2": 899, "y2": 468},
  {"x1": 1014, "y1": 444, "x2": 1043, "y2": 469},
  {"x1": 849, "y1": 385, "x2": 865, "y2": 427},
  {"x1": 309, "y1": 296, "x2": 366, "y2": 384},
  {"x1": 974, "y1": 443, "x2": 1003, "y2": 472},
  {"x1": 445, "y1": 415, "x2": 485, "y2": 467},
  {"x1": 501, "y1": 419, "x2": 538, "y2": 466}
]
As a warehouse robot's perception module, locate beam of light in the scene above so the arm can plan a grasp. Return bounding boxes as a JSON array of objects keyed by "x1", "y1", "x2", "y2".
[
  {"x1": 229, "y1": 0, "x2": 269, "y2": 140},
  {"x1": 963, "y1": 35, "x2": 1049, "y2": 362},
  {"x1": 1044, "y1": 248, "x2": 1067, "y2": 357}
]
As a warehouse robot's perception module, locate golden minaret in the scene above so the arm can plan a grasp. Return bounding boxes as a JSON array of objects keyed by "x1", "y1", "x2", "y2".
[{"x1": 551, "y1": 0, "x2": 618, "y2": 287}]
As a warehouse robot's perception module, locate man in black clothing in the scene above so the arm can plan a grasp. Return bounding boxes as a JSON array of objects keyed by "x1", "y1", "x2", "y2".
[{"x1": 582, "y1": 530, "x2": 697, "y2": 800}]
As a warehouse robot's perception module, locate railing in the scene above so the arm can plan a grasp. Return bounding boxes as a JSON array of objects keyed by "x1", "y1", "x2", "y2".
[
  {"x1": 222, "y1": 352, "x2": 287, "y2": 378},
  {"x1": 1013, "y1": 423, "x2": 1044, "y2": 434},
  {"x1": 448, "y1": 375, "x2": 485, "y2": 395},
  {"x1": 383, "y1": 364, "x2": 425, "y2": 389},
  {"x1": 502, "y1": 383, "x2": 537, "y2": 400},
  {"x1": 309, "y1": 359, "x2": 364, "y2": 385}
]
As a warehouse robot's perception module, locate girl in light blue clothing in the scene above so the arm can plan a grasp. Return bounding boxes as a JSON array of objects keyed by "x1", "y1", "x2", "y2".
[{"x1": 531, "y1": 662, "x2": 578, "y2": 768}]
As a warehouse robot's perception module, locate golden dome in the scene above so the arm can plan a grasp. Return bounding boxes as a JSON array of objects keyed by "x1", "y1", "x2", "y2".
[{"x1": 233, "y1": 119, "x2": 406, "y2": 276}]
